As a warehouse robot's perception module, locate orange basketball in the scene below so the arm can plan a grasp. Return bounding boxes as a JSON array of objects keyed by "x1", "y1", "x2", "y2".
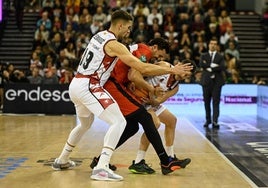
[{"x1": 132, "y1": 88, "x2": 149, "y2": 101}]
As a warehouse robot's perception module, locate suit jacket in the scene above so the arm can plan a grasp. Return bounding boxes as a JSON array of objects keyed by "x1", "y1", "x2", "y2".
[{"x1": 199, "y1": 51, "x2": 225, "y2": 86}]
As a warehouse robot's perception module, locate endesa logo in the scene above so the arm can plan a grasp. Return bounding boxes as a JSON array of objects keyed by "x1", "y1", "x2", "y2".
[{"x1": 5, "y1": 86, "x2": 71, "y2": 102}]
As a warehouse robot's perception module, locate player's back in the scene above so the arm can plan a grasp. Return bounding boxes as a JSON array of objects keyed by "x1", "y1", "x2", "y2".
[
  {"x1": 77, "y1": 30, "x2": 118, "y2": 86},
  {"x1": 111, "y1": 43, "x2": 152, "y2": 85}
]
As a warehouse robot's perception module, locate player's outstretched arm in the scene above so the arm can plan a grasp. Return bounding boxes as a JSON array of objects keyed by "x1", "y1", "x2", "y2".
[{"x1": 106, "y1": 40, "x2": 192, "y2": 76}]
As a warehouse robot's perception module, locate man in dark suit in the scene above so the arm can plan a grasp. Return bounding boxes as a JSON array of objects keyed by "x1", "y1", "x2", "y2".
[{"x1": 199, "y1": 38, "x2": 225, "y2": 128}]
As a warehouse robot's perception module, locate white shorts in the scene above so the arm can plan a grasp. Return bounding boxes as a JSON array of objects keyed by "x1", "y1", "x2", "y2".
[
  {"x1": 69, "y1": 77, "x2": 115, "y2": 117},
  {"x1": 145, "y1": 104, "x2": 166, "y2": 116}
]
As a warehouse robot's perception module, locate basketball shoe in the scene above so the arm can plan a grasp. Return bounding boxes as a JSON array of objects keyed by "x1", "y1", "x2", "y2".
[
  {"x1": 91, "y1": 167, "x2": 123, "y2": 181},
  {"x1": 161, "y1": 157, "x2": 191, "y2": 175},
  {"x1": 128, "y1": 159, "x2": 155, "y2": 174},
  {"x1": 52, "y1": 158, "x2": 76, "y2": 170}
]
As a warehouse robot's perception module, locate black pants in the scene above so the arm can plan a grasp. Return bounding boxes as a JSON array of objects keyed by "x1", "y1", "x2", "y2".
[
  {"x1": 115, "y1": 107, "x2": 168, "y2": 163},
  {"x1": 202, "y1": 80, "x2": 222, "y2": 123}
]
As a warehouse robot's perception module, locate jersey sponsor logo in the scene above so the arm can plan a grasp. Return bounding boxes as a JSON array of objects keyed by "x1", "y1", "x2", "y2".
[
  {"x1": 93, "y1": 34, "x2": 105, "y2": 44},
  {"x1": 139, "y1": 55, "x2": 147, "y2": 63}
]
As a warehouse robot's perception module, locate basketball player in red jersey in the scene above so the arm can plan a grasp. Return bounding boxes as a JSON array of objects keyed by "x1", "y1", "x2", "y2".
[
  {"x1": 52, "y1": 10, "x2": 192, "y2": 182},
  {"x1": 90, "y1": 38, "x2": 192, "y2": 175}
]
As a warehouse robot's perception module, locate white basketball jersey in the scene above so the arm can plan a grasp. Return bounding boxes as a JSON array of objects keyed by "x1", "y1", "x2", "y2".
[
  {"x1": 77, "y1": 30, "x2": 118, "y2": 86},
  {"x1": 146, "y1": 64, "x2": 180, "y2": 91}
]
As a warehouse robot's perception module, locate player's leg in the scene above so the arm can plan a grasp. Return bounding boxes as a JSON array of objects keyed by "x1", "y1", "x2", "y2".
[
  {"x1": 129, "y1": 109, "x2": 160, "y2": 174},
  {"x1": 134, "y1": 109, "x2": 161, "y2": 163},
  {"x1": 52, "y1": 78, "x2": 95, "y2": 170},
  {"x1": 158, "y1": 108, "x2": 177, "y2": 158},
  {"x1": 90, "y1": 102, "x2": 126, "y2": 181}
]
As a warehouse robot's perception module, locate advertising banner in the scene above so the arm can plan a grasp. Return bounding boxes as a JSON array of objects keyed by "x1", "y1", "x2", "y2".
[
  {"x1": 3, "y1": 84, "x2": 75, "y2": 114},
  {"x1": 164, "y1": 84, "x2": 257, "y2": 116}
]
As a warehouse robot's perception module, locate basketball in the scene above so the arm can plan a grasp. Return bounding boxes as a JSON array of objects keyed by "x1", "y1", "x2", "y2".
[{"x1": 132, "y1": 88, "x2": 149, "y2": 101}]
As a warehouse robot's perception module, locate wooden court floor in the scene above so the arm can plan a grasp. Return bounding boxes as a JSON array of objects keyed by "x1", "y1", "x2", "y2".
[{"x1": 0, "y1": 114, "x2": 258, "y2": 188}]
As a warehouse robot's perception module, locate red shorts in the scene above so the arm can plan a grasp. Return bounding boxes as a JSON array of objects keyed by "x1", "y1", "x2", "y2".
[{"x1": 104, "y1": 78, "x2": 143, "y2": 116}]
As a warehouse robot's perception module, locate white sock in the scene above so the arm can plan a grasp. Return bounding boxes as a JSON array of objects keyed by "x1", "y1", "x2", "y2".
[
  {"x1": 58, "y1": 142, "x2": 75, "y2": 163},
  {"x1": 97, "y1": 148, "x2": 113, "y2": 169},
  {"x1": 166, "y1": 145, "x2": 174, "y2": 157},
  {"x1": 135, "y1": 150, "x2": 146, "y2": 164}
]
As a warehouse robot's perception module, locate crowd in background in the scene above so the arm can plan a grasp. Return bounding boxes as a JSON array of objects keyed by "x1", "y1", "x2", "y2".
[{"x1": 0, "y1": 0, "x2": 267, "y2": 109}]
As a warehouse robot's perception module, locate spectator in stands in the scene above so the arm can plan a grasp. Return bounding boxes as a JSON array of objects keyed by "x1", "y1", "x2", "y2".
[
  {"x1": 93, "y1": 6, "x2": 107, "y2": 26},
  {"x1": 164, "y1": 24, "x2": 178, "y2": 40},
  {"x1": 53, "y1": 0, "x2": 66, "y2": 28},
  {"x1": 79, "y1": 0, "x2": 96, "y2": 15},
  {"x1": 4, "y1": 63, "x2": 16, "y2": 83},
  {"x1": 225, "y1": 69, "x2": 244, "y2": 84},
  {"x1": 176, "y1": 12, "x2": 190, "y2": 32},
  {"x1": 119, "y1": 0, "x2": 133, "y2": 15},
  {"x1": 168, "y1": 36, "x2": 179, "y2": 64},
  {"x1": 95, "y1": 0, "x2": 109, "y2": 14},
  {"x1": 59, "y1": 67, "x2": 74, "y2": 84},
  {"x1": 14, "y1": 0, "x2": 26, "y2": 32},
  {"x1": 203, "y1": 8, "x2": 216, "y2": 27},
  {"x1": 147, "y1": 7, "x2": 163, "y2": 27},
  {"x1": 224, "y1": 32, "x2": 239, "y2": 50},
  {"x1": 40, "y1": 0, "x2": 54, "y2": 20},
  {"x1": 64, "y1": 7, "x2": 79, "y2": 31},
  {"x1": 163, "y1": 6, "x2": 176, "y2": 32},
  {"x1": 148, "y1": 20, "x2": 164, "y2": 39},
  {"x1": 27, "y1": 67, "x2": 43, "y2": 84},
  {"x1": 66, "y1": 0, "x2": 81, "y2": 14},
  {"x1": 205, "y1": 23, "x2": 220, "y2": 42},
  {"x1": 132, "y1": 21, "x2": 149, "y2": 43},
  {"x1": 63, "y1": 42, "x2": 77, "y2": 61},
  {"x1": 178, "y1": 24, "x2": 191, "y2": 47},
  {"x1": 189, "y1": 3, "x2": 204, "y2": 22},
  {"x1": 175, "y1": 0, "x2": 188, "y2": 16},
  {"x1": 11, "y1": 69, "x2": 29, "y2": 83},
  {"x1": 37, "y1": 11, "x2": 52, "y2": 31},
  {"x1": 34, "y1": 24, "x2": 50, "y2": 48},
  {"x1": 133, "y1": 0, "x2": 150, "y2": 18},
  {"x1": 77, "y1": 14, "x2": 92, "y2": 35},
  {"x1": 252, "y1": 75, "x2": 266, "y2": 85},
  {"x1": 48, "y1": 32, "x2": 65, "y2": 55},
  {"x1": 30, "y1": 51, "x2": 43, "y2": 69},
  {"x1": 90, "y1": 18, "x2": 102, "y2": 35},
  {"x1": 43, "y1": 68, "x2": 59, "y2": 84},
  {"x1": 220, "y1": 26, "x2": 234, "y2": 48},
  {"x1": 224, "y1": 41, "x2": 240, "y2": 60},
  {"x1": 179, "y1": 44, "x2": 193, "y2": 60},
  {"x1": 190, "y1": 13, "x2": 205, "y2": 42},
  {"x1": 193, "y1": 36, "x2": 207, "y2": 67},
  {"x1": 150, "y1": 0, "x2": 163, "y2": 14},
  {"x1": 215, "y1": 0, "x2": 230, "y2": 17},
  {"x1": 53, "y1": 16, "x2": 62, "y2": 31},
  {"x1": 224, "y1": 52, "x2": 240, "y2": 78},
  {"x1": 218, "y1": 9, "x2": 232, "y2": 35},
  {"x1": 202, "y1": 0, "x2": 218, "y2": 12},
  {"x1": 187, "y1": 0, "x2": 202, "y2": 11},
  {"x1": 75, "y1": 33, "x2": 90, "y2": 58}
]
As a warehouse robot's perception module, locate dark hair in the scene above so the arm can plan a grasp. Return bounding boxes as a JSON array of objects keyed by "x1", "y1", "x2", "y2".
[
  {"x1": 111, "y1": 10, "x2": 133, "y2": 24},
  {"x1": 181, "y1": 59, "x2": 197, "y2": 74},
  {"x1": 148, "y1": 38, "x2": 170, "y2": 54}
]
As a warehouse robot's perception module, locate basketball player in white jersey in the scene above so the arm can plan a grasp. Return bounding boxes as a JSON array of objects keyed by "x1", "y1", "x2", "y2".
[
  {"x1": 52, "y1": 10, "x2": 193, "y2": 181},
  {"x1": 128, "y1": 59, "x2": 196, "y2": 174}
]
